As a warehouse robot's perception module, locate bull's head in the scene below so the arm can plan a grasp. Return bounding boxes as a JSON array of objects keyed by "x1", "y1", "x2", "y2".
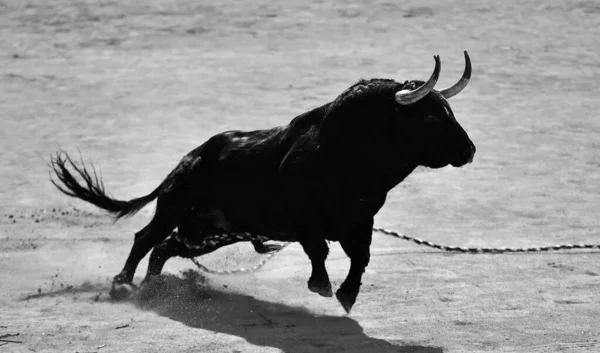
[
  {"x1": 320, "y1": 52, "x2": 475, "y2": 174},
  {"x1": 393, "y1": 51, "x2": 475, "y2": 169}
]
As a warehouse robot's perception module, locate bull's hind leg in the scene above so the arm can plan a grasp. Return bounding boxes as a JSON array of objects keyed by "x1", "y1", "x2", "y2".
[
  {"x1": 299, "y1": 233, "x2": 332, "y2": 297},
  {"x1": 109, "y1": 213, "x2": 180, "y2": 299},
  {"x1": 112, "y1": 208, "x2": 180, "y2": 284},
  {"x1": 142, "y1": 214, "x2": 225, "y2": 281},
  {"x1": 144, "y1": 236, "x2": 198, "y2": 281},
  {"x1": 335, "y1": 219, "x2": 374, "y2": 313},
  {"x1": 110, "y1": 193, "x2": 198, "y2": 299}
]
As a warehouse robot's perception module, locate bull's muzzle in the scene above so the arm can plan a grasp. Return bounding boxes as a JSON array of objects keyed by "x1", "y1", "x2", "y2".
[
  {"x1": 463, "y1": 144, "x2": 476, "y2": 164},
  {"x1": 452, "y1": 143, "x2": 475, "y2": 167}
]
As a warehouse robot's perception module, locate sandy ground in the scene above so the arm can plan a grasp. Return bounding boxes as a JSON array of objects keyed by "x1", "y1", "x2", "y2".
[{"x1": 2, "y1": 0, "x2": 600, "y2": 352}]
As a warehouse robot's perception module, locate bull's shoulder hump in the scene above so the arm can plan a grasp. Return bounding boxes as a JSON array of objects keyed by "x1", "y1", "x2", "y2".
[{"x1": 288, "y1": 102, "x2": 331, "y2": 129}]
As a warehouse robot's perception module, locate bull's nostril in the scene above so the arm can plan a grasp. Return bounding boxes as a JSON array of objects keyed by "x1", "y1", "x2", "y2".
[{"x1": 463, "y1": 148, "x2": 474, "y2": 163}]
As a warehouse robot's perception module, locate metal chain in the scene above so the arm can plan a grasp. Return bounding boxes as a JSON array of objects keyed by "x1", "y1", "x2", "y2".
[
  {"x1": 191, "y1": 243, "x2": 292, "y2": 275},
  {"x1": 372, "y1": 227, "x2": 600, "y2": 253},
  {"x1": 192, "y1": 227, "x2": 600, "y2": 275}
]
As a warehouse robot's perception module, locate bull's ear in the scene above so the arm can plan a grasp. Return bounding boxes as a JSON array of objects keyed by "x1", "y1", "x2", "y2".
[{"x1": 395, "y1": 55, "x2": 441, "y2": 105}]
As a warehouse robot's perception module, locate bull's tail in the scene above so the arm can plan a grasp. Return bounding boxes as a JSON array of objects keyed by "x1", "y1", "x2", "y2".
[{"x1": 49, "y1": 151, "x2": 160, "y2": 219}]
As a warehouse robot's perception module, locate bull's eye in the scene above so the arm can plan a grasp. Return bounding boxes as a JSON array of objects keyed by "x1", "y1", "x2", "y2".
[{"x1": 423, "y1": 115, "x2": 441, "y2": 124}]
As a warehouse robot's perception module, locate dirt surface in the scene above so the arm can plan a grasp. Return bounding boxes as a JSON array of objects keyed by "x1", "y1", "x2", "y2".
[{"x1": 2, "y1": 0, "x2": 600, "y2": 352}]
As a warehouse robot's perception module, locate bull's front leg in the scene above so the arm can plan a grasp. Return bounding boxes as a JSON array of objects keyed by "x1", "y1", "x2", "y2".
[
  {"x1": 336, "y1": 219, "x2": 373, "y2": 313},
  {"x1": 299, "y1": 232, "x2": 332, "y2": 297}
]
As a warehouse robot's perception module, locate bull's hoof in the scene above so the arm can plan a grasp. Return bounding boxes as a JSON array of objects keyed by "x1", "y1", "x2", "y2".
[
  {"x1": 335, "y1": 289, "x2": 357, "y2": 314},
  {"x1": 308, "y1": 279, "x2": 333, "y2": 297},
  {"x1": 109, "y1": 282, "x2": 137, "y2": 300}
]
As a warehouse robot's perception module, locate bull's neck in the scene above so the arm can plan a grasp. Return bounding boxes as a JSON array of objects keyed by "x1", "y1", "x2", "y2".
[{"x1": 379, "y1": 163, "x2": 419, "y2": 192}]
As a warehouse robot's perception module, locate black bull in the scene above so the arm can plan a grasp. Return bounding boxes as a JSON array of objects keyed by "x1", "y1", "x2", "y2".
[{"x1": 50, "y1": 52, "x2": 476, "y2": 313}]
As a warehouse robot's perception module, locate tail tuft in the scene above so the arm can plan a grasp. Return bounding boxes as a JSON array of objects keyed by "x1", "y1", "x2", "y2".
[{"x1": 49, "y1": 151, "x2": 157, "y2": 219}]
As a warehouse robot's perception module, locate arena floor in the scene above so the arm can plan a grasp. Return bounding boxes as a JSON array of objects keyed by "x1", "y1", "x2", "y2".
[{"x1": 2, "y1": 1, "x2": 600, "y2": 352}]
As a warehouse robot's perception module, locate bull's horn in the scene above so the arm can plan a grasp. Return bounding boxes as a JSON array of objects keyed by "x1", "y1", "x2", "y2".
[
  {"x1": 439, "y1": 51, "x2": 471, "y2": 99},
  {"x1": 395, "y1": 55, "x2": 441, "y2": 105}
]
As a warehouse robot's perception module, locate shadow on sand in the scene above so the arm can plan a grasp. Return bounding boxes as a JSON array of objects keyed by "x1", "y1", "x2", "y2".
[
  {"x1": 128, "y1": 271, "x2": 443, "y2": 353},
  {"x1": 18, "y1": 271, "x2": 442, "y2": 352}
]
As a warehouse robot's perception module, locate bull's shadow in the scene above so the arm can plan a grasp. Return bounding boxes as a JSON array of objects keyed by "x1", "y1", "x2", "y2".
[{"x1": 130, "y1": 271, "x2": 443, "y2": 353}]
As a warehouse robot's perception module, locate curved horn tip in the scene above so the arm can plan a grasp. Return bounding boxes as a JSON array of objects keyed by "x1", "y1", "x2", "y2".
[
  {"x1": 432, "y1": 55, "x2": 441, "y2": 79},
  {"x1": 438, "y1": 51, "x2": 472, "y2": 99},
  {"x1": 463, "y1": 51, "x2": 471, "y2": 66},
  {"x1": 463, "y1": 51, "x2": 472, "y2": 78}
]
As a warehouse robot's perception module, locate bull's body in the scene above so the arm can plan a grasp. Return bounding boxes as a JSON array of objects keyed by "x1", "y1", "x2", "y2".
[
  {"x1": 51, "y1": 53, "x2": 475, "y2": 312},
  {"x1": 173, "y1": 102, "x2": 396, "y2": 243}
]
